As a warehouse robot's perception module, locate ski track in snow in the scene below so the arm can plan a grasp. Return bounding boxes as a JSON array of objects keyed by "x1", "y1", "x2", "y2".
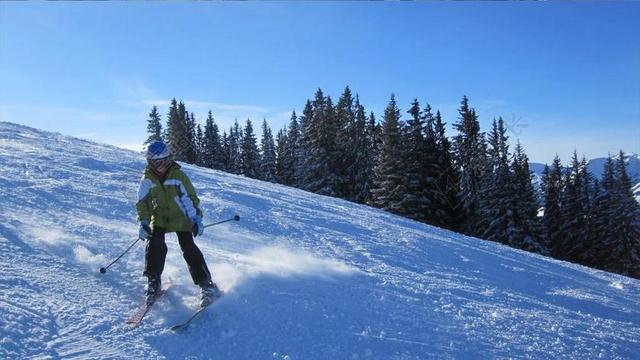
[{"x1": 1, "y1": 121, "x2": 639, "y2": 359}]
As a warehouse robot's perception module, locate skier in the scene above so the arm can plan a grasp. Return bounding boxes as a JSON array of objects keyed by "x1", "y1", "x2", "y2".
[{"x1": 136, "y1": 140, "x2": 221, "y2": 307}]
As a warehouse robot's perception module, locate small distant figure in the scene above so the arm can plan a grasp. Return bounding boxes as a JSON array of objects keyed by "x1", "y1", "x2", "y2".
[{"x1": 136, "y1": 140, "x2": 221, "y2": 307}]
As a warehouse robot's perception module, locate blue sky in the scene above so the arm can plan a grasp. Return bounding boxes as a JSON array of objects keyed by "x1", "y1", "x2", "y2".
[{"x1": 1, "y1": 2, "x2": 638, "y2": 164}]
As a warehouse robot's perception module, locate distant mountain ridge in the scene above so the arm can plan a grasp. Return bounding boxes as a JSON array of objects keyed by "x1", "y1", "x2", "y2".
[
  {"x1": 529, "y1": 153, "x2": 640, "y2": 202},
  {"x1": 529, "y1": 152, "x2": 640, "y2": 181}
]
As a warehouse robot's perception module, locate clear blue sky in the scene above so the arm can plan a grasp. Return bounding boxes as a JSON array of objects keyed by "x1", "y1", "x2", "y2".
[{"x1": 1, "y1": 2, "x2": 638, "y2": 163}]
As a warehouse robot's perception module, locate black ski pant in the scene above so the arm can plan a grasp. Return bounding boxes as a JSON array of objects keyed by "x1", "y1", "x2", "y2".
[{"x1": 143, "y1": 226, "x2": 212, "y2": 286}]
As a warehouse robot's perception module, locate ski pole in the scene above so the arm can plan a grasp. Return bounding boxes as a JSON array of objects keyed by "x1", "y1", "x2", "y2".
[
  {"x1": 99, "y1": 215, "x2": 239, "y2": 274},
  {"x1": 99, "y1": 236, "x2": 142, "y2": 274},
  {"x1": 204, "y1": 214, "x2": 240, "y2": 228}
]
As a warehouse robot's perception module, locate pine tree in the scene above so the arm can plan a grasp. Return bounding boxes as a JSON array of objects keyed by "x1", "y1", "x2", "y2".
[
  {"x1": 176, "y1": 101, "x2": 190, "y2": 161},
  {"x1": 203, "y1": 111, "x2": 224, "y2": 170},
  {"x1": 260, "y1": 119, "x2": 277, "y2": 182},
  {"x1": 508, "y1": 141, "x2": 544, "y2": 253},
  {"x1": 275, "y1": 127, "x2": 288, "y2": 184},
  {"x1": 556, "y1": 151, "x2": 591, "y2": 262},
  {"x1": 144, "y1": 106, "x2": 163, "y2": 146},
  {"x1": 241, "y1": 119, "x2": 260, "y2": 179},
  {"x1": 195, "y1": 123, "x2": 204, "y2": 166},
  {"x1": 363, "y1": 112, "x2": 381, "y2": 205},
  {"x1": 433, "y1": 110, "x2": 460, "y2": 231},
  {"x1": 185, "y1": 111, "x2": 198, "y2": 164},
  {"x1": 422, "y1": 104, "x2": 448, "y2": 226},
  {"x1": 370, "y1": 94, "x2": 406, "y2": 214},
  {"x1": 611, "y1": 151, "x2": 640, "y2": 277},
  {"x1": 543, "y1": 156, "x2": 564, "y2": 256},
  {"x1": 452, "y1": 96, "x2": 488, "y2": 236},
  {"x1": 227, "y1": 120, "x2": 243, "y2": 174},
  {"x1": 399, "y1": 98, "x2": 429, "y2": 221},
  {"x1": 587, "y1": 152, "x2": 640, "y2": 278},
  {"x1": 296, "y1": 101, "x2": 314, "y2": 188},
  {"x1": 220, "y1": 131, "x2": 231, "y2": 172},
  {"x1": 302, "y1": 89, "x2": 339, "y2": 196},
  {"x1": 351, "y1": 96, "x2": 372, "y2": 204},
  {"x1": 165, "y1": 99, "x2": 189, "y2": 161},
  {"x1": 282, "y1": 111, "x2": 300, "y2": 186},
  {"x1": 588, "y1": 155, "x2": 617, "y2": 270},
  {"x1": 478, "y1": 117, "x2": 511, "y2": 244},
  {"x1": 335, "y1": 86, "x2": 356, "y2": 199}
]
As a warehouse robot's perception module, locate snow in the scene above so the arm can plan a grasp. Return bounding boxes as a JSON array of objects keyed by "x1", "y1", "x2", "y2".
[{"x1": 1, "y1": 121, "x2": 639, "y2": 359}]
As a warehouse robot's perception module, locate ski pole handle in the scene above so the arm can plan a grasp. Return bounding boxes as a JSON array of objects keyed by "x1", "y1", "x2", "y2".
[
  {"x1": 204, "y1": 214, "x2": 240, "y2": 228},
  {"x1": 99, "y1": 236, "x2": 142, "y2": 274}
]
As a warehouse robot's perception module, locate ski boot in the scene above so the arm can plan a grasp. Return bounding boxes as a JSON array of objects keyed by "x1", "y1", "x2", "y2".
[
  {"x1": 199, "y1": 281, "x2": 221, "y2": 307},
  {"x1": 145, "y1": 276, "x2": 161, "y2": 305}
]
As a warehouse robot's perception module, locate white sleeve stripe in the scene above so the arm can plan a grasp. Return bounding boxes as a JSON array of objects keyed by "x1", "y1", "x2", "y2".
[
  {"x1": 137, "y1": 179, "x2": 155, "y2": 202},
  {"x1": 180, "y1": 186, "x2": 197, "y2": 219},
  {"x1": 164, "y1": 179, "x2": 198, "y2": 219}
]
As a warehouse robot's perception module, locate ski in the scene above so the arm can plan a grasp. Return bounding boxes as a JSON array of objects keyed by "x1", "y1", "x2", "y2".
[
  {"x1": 170, "y1": 305, "x2": 209, "y2": 332},
  {"x1": 170, "y1": 294, "x2": 222, "y2": 332},
  {"x1": 126, "y1": 282, "x2": 172, "y2": 326}
]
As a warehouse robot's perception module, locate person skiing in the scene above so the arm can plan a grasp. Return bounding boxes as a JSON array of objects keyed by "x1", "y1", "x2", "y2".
[{"x1": 136, "y1": 140, "x2": 221, "y2": 307}]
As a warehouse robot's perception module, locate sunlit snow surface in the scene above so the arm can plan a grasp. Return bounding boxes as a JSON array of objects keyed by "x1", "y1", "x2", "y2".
[{"x1": 1, "y1": 121, "x2": 639, "y2": 359}]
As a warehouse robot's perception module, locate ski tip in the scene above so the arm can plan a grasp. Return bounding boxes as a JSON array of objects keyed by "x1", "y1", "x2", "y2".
[{"x1": 170, "y1": 324, "x2": 185, "y2": 332}]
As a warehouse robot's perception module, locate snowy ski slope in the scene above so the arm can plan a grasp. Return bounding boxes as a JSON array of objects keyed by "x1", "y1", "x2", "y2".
[{"x1": 0, "y1": 121, "x2": 639, "y2": 359}]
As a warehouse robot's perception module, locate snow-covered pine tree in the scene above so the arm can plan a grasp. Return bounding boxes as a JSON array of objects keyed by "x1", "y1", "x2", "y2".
[
  {"x1": 282, "y1": 111, "x2": 300, "y2": 186},
  {"x1": 422, "y1": 104, "x2": 448, "y2": 226},
  {"x1": 351, "y1": 96, "x2": 372, "y2": 204},
  {"x1": 175, "y1": 102, "x2": 189, "y2": 162},
  {"x1": 543, "y1": 156, "x2": 564, "y2": 255},
  {"x1": 586, "y1": 152, "x2": 640, "y2": 278},
  {"x1": 556, "y1": 151, "x2": 591, "y2": 262},
  {"x1": 220, "y1": 131, "x2": 231, "y2": 172},
  {"x1": 165, "y1": 99, "x2": 189, "y2": 162},
  {"x1": 203, "y1": 111, "x2": 224, "y2": 170},
  {"x1": 478, "y1": 117, "x2": 511, "y2": 244},
  {"x1": 573, "y1": 156, "x2": 598, "y2": 263},
  {"x1": 323, "y1": 95, "x2": 341, "y2": 195},
  {"x1": 241, "y1": 119, "x2": 260, "y2": 179},
  {"x1": 275, "y1": 127, "x2": 288, "y2": 184},
  {"x1": 587, "y1": 155, "x2": 617, "y2": 270},
  {"x1": 302, "y1": 89, "x2": 339, "y2": 196},
  {"x1": 144, "y1": 106, "x2": 163, "y2": 146},
  {"x1": 363, "y1": 112, "x2": 381, "y2": 205},
  {"x1": 185, "y1": 111, "x2": 198, "y2": 164},
  {"x1": 579, "y1": 156, "x2": 595, "y2": 214},
  {"x1": 370, "y1": 94, "x2": 406, "y2": 214},
  {"x1": 260, "y1": 119, "x2": 277, "y2": 182},
  {"x1": 228, "y1": 120, "x2": 243, "y2": 175},
  {"x1": 335, "y1": 86, "x2": 356, "y2": 200},
  {"x1": 195, "y1": 123, "x2": 204, "y2": 166},
  {"x1": 610, "y1": 151, "x2": 640, "y2": 277},
  {"x1": 434, "y1": 110, "x2": 460, "y2": 231},
  {"x1": 508, "y1": 141, "x2": 545, "y2": 253},
  {"x1": 296, "y1": 101, "x2": 314, "y2": 189},
  {"x1": 452, "y1": 96, "x2": 488, "y2": 236},
  {"x1": 399, "y1": 99, "x2": 428, "y2": 221}
]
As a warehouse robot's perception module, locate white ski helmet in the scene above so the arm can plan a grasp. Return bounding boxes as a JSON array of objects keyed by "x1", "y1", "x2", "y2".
[{"x1": 146, "y1": 140, "x2": 171, "y2": 160}]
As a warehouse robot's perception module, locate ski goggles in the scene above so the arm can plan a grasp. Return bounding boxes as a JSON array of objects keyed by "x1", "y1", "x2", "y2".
[{"x1": 148, "y1": 156, "x2": 172, "y2": 169}]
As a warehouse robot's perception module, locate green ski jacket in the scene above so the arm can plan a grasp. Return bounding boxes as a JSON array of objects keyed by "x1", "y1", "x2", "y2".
[{"x1": 136, "y1": 162, "x2": 202, "y2": 232}]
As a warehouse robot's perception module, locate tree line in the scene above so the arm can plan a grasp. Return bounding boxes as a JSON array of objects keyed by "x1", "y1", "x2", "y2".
[{"x1": 144, "y1": 88, "x2": 640, "y2": 279}]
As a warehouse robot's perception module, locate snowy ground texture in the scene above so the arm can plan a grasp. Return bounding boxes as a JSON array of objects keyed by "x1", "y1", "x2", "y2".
[{"x1": 1, "y1": 121, "x2": 639, "y2": 359}]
